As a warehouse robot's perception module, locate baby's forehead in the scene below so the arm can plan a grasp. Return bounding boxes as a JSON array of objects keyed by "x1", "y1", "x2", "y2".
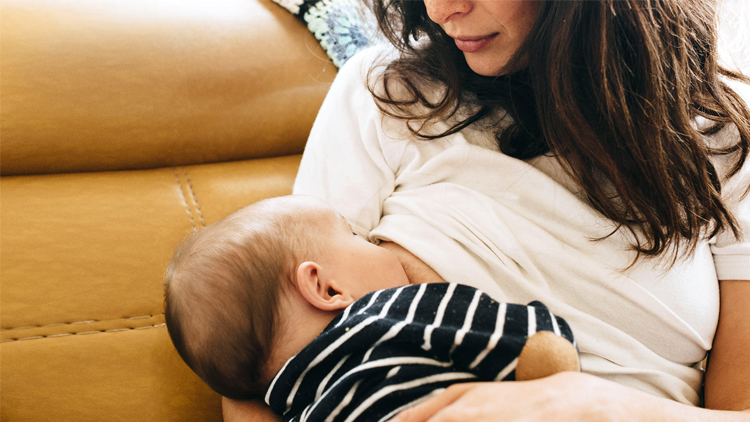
[
  {"x1": 298, "y1": 209, "x2": 347, "y2": 236},
  {"x1": 286, "y1": 197, "x2": 345, "y2": 224},
  {"x1": 222, "y1": 196, "x2": 350, "y2": 242}
]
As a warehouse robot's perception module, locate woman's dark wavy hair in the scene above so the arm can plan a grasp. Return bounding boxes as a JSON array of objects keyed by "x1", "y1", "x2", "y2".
[{"x1": 367, "y1": 0, "x2": 750, "y2": 264}]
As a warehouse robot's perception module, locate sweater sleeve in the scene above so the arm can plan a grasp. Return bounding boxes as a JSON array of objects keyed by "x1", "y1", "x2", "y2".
[
  {"x1": 710, "y1": 150, "x2": 750, "y2": 281},
  {"x1": 710, "y1": 81, "x2": 750, "y2": 281},
  {"x1": 293, "y1": 47, "x2": 401, "y2": 238}
]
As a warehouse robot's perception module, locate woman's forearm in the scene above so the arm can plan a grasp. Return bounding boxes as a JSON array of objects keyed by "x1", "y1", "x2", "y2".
[
  {"x1": 661, "y1": 404, "x2": 750, "y2": 422},
  {"x1": 222, "y1": 397, "x2": 281, "y2": 422},
  {"x1": 391, "y1": 373, "x2": 750, "y2": 422}
]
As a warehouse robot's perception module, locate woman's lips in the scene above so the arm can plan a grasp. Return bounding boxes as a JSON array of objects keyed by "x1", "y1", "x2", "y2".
[{"x1": 453, "y1": 33, "x2": 498, "y2": 53}]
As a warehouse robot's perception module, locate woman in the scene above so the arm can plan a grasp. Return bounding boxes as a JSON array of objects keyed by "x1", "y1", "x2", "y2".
[{"x1": 225, "y1": 0, "x2": 750, "y2": 420}]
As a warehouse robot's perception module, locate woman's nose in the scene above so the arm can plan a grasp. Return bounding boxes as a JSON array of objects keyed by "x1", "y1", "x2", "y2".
[{"x1": 423, "y1": 0, "x2": 473, "y2": 25}]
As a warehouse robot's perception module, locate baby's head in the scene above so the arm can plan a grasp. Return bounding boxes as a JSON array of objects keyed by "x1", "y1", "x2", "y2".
[{"x1": 164, "y1": 195, "x2": 408, "y2": 399}]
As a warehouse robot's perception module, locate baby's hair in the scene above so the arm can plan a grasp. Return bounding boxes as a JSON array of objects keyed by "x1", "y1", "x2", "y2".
[{"x1": 164, "y1": 197, "x2": 317, "y2": 399}]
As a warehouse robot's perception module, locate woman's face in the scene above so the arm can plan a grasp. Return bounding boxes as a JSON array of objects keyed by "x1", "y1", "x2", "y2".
[{"x1": 423, "y1": 0, "x2": 542, "y2": 76}]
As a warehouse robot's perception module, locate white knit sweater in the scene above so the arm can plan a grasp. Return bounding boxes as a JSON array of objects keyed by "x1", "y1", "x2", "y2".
[{"x1": 293, "y1": 46, "x2": 750, "y2": 405}]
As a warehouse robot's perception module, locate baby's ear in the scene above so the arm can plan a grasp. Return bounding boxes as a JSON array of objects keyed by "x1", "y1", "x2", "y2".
[{"x1": 295, "y1": 262, "x2": 353, "y2": 311}]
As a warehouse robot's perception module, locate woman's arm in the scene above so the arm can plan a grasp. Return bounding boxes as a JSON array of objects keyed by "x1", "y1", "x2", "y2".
[
  {"x1": 222, "y1": 398, "x2": 280, "y2": 422},
  {"x1": 390, "y1": 374, "x2": 750, "y2": 422},
  {"x1": 223, "y1": 285, "x2": 750, "y2": 422},
  {"x1": 390, "y1": 280, "x2": 750, "y2": 422},
  {"x1": 705, "y1": 280, "x2": 750, "y2": 411}
]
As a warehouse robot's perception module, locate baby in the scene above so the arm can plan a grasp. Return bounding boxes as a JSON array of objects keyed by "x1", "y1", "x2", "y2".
[{"x1": 164, "y1": 195, "x2": 579, "y2": 422}]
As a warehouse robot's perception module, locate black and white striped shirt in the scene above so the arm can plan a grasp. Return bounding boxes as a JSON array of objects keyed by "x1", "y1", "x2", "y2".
[{"x1": 265, "y1": 283, "x2": 575, "y2": 422}]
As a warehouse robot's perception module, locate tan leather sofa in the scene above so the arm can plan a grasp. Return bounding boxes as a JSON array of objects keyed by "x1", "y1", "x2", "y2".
[{"x1": 0, "y1": 1, "x2": 337, "y2": 420}]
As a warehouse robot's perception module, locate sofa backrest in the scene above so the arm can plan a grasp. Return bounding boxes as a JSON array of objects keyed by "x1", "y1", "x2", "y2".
[{"x1": 0, "y1": 0, "x2": 337, "y2": 176}]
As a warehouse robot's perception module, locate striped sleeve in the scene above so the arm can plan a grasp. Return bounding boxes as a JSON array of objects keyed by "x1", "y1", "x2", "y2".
[{"x1": 265, "y1": 283, "x2": 576, "y2": 422}]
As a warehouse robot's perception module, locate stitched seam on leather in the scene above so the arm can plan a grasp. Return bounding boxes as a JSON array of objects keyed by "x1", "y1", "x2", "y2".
[
  {"x1": 173, "y1": 167, "x2": 197, "y2": 231},
  {"x1": 182, "y1": 167, "x2": 206, "y2": 229},
  {"x1": 0, "y1": 314, "x2": 164, "y2": 331},
  {"x1": 0, "y1": 323, "x2": 166, "y2": 342}
]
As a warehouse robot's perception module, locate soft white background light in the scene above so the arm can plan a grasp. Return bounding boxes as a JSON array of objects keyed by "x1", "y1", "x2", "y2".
[{"x1": 719, "y1": 0, "x2": 750, "y2": 73}]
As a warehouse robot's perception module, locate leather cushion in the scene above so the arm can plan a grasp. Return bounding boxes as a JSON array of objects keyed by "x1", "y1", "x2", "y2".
[{"x1": 0, "y1": 155, "x2": 300, "y2": 421}]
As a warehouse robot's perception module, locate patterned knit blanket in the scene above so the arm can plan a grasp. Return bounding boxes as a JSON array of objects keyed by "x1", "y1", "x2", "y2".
[{"x1": 271, "y1": 0, "x2": 380, "y2": 68}]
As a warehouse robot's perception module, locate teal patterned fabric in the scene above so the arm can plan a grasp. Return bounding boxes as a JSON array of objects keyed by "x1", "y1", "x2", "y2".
[{"x1": 272, "y1": 0, "x2": 378, "y2": 68}]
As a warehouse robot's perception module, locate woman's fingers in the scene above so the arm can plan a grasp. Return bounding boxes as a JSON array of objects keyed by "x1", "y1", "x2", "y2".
[
  {"x1": 388, "y1": 373, "x2": 672, "y2": 422},
  {"x1": 390, "y1": 383, "x2": 480, "y2": 422}
]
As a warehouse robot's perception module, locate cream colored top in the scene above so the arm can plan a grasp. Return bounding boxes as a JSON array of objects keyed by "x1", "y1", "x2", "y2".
[{"x1": 293, "y1": 47, "x2": 750, "y2": 406}]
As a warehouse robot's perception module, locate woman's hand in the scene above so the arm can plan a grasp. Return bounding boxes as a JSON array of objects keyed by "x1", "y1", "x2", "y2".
[{"x1": 390, "y1": 372, "x2": 679, "y2": 422}]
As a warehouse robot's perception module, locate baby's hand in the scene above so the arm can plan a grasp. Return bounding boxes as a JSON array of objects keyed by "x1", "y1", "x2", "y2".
[{"x1": 378, "y1": 242, "x2": 445, "y2": 285}]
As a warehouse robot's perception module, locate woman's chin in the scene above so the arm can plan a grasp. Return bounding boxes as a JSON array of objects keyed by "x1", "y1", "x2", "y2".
[{"x1": 464, "y1": 56, "x2": 511, "y2": 77}]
